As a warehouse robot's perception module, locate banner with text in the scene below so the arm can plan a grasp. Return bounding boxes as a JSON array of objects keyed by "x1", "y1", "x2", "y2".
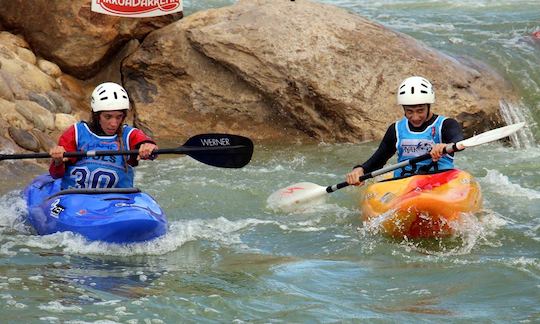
[{"x1": 91, "y1": 0, "x2": 183, "y2": 18}]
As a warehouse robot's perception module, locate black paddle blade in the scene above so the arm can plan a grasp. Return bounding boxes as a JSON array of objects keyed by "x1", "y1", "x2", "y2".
[{"x1": 183, "y1": 133, "x2": 254, "y2": 168}]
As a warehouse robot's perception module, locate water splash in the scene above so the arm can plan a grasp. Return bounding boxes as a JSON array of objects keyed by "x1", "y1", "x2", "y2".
[
  {"x1": 481, "y1": 169, "x2": 540, "y2": 200},
  {"x1": 12, "y1": 216, "x2": 281, "y2": 257},
  {"x1": 0, "y1": 191, "x2": 30, "y2": 234},
  {"x1": 499, "y1": 99, "x2": 537, "y2": 148},
  {"x1": 360, "y1": 209, "x2": 506, "y2": 256},
  {"x1": 361, "y1": 208, "x2": 398, "y2": 235}
]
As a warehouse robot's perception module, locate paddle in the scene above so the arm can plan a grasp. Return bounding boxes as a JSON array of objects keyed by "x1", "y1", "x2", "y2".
[
  {"x1": 267, "y1": 122, "x2": 525, "y2": 212},
  {"x1": 0, "y1": 133, "x2": 254, "y2": 168}
]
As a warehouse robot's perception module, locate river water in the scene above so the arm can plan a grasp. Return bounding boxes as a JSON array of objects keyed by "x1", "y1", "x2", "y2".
[{"x1": 1, "y1": 1, "x2": 539, "y2": 322}]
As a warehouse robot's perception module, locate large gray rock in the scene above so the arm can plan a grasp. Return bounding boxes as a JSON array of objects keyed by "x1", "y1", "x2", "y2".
[
  {"x1": 8, "y1": 127, "x2": 40, "y2": 152},
  {"x1": 28, "y1": 92, "x2": 55, "y2": 112},
  {"x1": 46, "y1": 91, "x2": 72, "y2": 114},
  {"x1": 30, "y1": 129, "x2": 57, "y2": 152},
  {"x1": 15, "y1": 100, "x2": 55, "y2": 131},
  {"x1": 124, "y1": 0, "x2": 516, "y2": 142},
  {"x1": 123, "y1": 21, "x2": 298, "y2": 142}
]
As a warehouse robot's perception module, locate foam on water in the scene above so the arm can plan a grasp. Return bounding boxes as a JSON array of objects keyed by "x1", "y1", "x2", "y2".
[
  {"x1": 38, "y1": 301, "x2": 83, "y2": 313},
  {"x1": 481, "y1": 169, "x2": 540, "y2": 200},
  {"x1": 0, "y1": 183, "x2": 266, "y2": 256},
  {"x1": 275, "y1": 204, "x2": 356, "y2": 233},
  {"x1": 499, "y1": 100, "x2": 537, "y2": 148},
  {"x1": 8, "y1": 216, "x2": 281, "y2": 257},
  {"x1": 359, "y1": 208, "x2": 508, "y2": 257},
  {"x1": 0, "y1": 190, "x2": 29, "y2": 234}
]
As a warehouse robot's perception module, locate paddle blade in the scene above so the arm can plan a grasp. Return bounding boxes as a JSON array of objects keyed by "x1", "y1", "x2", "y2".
[
  {"x1": 457, "y1": 122, "x2": 525, "y2": 149},
  {"x1": 183, "y1": 133, "x2": 254, "y2": 168},
  {"x1": 266, "y1": 182, "x2": 328, "y2": 212}
]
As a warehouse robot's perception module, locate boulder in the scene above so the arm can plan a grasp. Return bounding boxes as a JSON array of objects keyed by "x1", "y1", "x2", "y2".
[
  {"x1": 28, "y1": 92, "x2": 55, "y2": 112},
  {"x1": 8, "y1": 127, "x2": 40, "y2": 152},
  {"x1": 0, "y1": 98, "x2": 31, "y2": 130},
  {"x1": 15, "y1": 46, "x2": 36, "y2": 65},
  {"x1": 123, "y1": 0, "x2": 516, "y2": 142},
  {"x1": 0, "y1": 39, "x2": 57, "y2": 95},
  {"x1": 30, "y1": 129, "x2": 57, "y2": 152},
  {"x1": 15, "y1": 100, "x2": 55, "y2": 131},
  {"x1": 37, "y1": 58, "x2": 62, "y2": 78},
  {"x1": 46, "y1": 91, "x2": 72, "y2": 114}
]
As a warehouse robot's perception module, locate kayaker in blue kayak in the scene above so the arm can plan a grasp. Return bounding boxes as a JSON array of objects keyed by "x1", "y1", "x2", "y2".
[
  {"x1": 49, "y1": 82, "x2": 158, "y2": 189},
  {"x1": 346, "y1": 76, "x2": 463, "y2": 185}
]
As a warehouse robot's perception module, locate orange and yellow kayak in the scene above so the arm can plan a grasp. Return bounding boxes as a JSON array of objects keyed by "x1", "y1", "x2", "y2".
[{"x1": 361, "y1": 169, "x2": 482, "y2": 238}]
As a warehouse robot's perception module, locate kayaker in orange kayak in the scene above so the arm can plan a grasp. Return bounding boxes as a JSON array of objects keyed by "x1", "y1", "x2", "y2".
[
  {"x1": 49, "y1": 82, "x2": 158, "y2": 189},
  {"x1": 346, "y1": 76, "x2": 463, "y2": 185}
]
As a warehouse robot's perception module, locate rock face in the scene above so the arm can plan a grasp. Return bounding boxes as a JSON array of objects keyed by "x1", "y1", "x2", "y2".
[
  {"x1": 0, "y1": 0, "x2": 521, "y2": 161},
  {"x1": 0, "y1": 3, "x2": 179, "y2": 181},
  {"x1": 0, "y1": 32, "x2": 62, "y2": 160},
  {"x1": 0, "y1": 0, "x2": 182, "y2": 78},
  {"x1": 124, "y1": 0, "x2": 515, "y2": 142}
]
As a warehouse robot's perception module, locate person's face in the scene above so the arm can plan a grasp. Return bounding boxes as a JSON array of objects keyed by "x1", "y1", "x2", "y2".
[
  {"x1": 99, "y1": 111, "x2": 126, "y2": 135},
  {"x1": 403, "y1": 104, "x2": 430, "y2": 127}
]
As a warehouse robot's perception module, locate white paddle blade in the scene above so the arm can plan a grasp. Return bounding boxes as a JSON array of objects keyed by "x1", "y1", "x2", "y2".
[
  {"x1": 266, "y1": 182, "x2": 328, "y2": 212},
  {"x1": 457, "y1": 122, "x2": 525, "y2": 149}
]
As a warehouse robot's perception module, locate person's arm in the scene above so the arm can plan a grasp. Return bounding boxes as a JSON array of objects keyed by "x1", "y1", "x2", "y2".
[
  {"x1": 441, "y1": 118, "x2": 463, "y2": 144},
  {"x1": 346, "y1": 124, "x2": 397, "y2": 185},
  {"x1": 430, "y1": 118, "x2": 463, "y2": 160},
  {"x1": 360, "y1": 124, "x2": 397, "y2": 173},
  {"x1": 127, "y1": 129, "x2": 158, "y2": 166},
  {"x1": 49, "y1": 125, "x2": 77, "y2": 179}
]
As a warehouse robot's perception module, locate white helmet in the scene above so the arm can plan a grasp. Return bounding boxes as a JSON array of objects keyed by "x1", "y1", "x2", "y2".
[
  {"x1": 397, "y1": 76, "x2": 435, "y2": 105},
  {"x1": 91, "y1": 82, "x2": 130, "y2": 112}
]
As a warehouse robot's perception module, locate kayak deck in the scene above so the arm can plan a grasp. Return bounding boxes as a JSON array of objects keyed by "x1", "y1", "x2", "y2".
[
  {"x1": 361, "y1": 169, "x2": 482, "y2": 238},
  {"x1": 24, "y1": 174, "x2": 167, "y2": 243}
]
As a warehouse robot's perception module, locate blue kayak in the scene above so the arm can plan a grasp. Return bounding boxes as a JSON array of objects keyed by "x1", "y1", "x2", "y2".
[{"x1": 23, "y1": 174, "x2": 167, "y2": 243}]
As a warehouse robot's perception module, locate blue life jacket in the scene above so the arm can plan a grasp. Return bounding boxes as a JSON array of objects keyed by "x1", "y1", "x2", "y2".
[
  {"x1": 62, "y1": 122, "x2": 135, "y2": 189},
  {"x1": 394, "y1": 115, "x2": 454, "y2": 177}
]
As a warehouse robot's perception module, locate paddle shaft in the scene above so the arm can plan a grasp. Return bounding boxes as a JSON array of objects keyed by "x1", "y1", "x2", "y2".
[
  {"x1": 0, "y1": 133, "x2": 254, "y2": 168},
  {"x1": 0, "y1": 146, "x2": 246, "y2": 160},
  {"x1": 326, "y1": 143, "x2": 460, "y2": 193}
]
